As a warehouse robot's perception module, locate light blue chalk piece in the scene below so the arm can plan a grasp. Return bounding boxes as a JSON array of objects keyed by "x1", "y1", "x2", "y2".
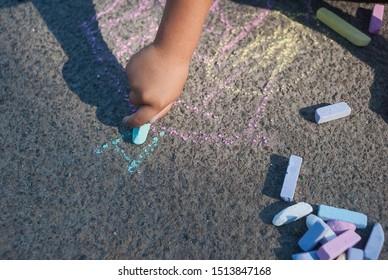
[
  {"x1": 306, "y1": 214, "x2": 336, "y2": 244},
  {"x1": 280, "y1": 155, "x2": 303, "y2": 202},
  {"x1": 315, "y1": 102, "x2": 351, "y2": 124},
  {"x1": 272, "y1": 202, "x2": 313, "y2": 226},
  {"x1": 318, "y1": 205, "x2": 367, "y2": 229},
  {"x1": 347, "y1": 247, "x2": 364, "y2": 260},
  {"x1": 102, "y1": 143, "x2": 108, "y2": 149},
  {"x1": 94, "y1": 149, "x2": 102, "y2": 155},
  {"x1": 159, "y1": 131, "x2": 166, "y2": 137},
  {"x1": 132, "y1": 123, "x2": 151, "y2": 145},
  {"x1": 112, "y1": 138, "x2": 120, "y2": 145},
  {"x1": 299, "y1": 220, "x2": 329, "y2": 251},
  {"x1": 364, "y1": 223, "x2": 384, "y2": 260},
  {"x1": 292, "y1": 251, "x2": 319, "y2": 260}
]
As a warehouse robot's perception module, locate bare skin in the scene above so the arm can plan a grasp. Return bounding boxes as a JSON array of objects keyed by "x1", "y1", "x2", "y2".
[{"x1": 123, "y1": 0, "x2": 213, "y2": 128}]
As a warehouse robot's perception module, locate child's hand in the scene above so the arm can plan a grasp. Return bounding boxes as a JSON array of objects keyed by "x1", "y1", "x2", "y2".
[{"x1": 123, "y1": 43, "x2": 189, "y2": 127}]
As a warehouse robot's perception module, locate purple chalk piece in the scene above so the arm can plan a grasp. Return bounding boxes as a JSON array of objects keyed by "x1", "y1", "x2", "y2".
[
  {"x1": 317, "y1": 230, "x2": 361, "y2": 260},
  {"x1": 298, "y1": 221, "x2": 329, "y2": 251},
  {"x1": 364, "y1": 223, "x2": 385, "y2": 260},
  {"x1": 347, "y1": 247, "x2": 364, "y2": 260},
  {"x1": 327, "y1": 220, "x2": 357, "y2": 235},
  {"x1": 369, "y1": 4, "x2": 384, "y2": 35}
]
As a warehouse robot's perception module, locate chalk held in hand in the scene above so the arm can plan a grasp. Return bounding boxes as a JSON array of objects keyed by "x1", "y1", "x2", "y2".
[
  {"x1": 272, "y1": 202, "x2": 313, "y2": 226},
  {"x1": 317, "y1": 230, "x2": 361, "y2": 260},
  {"x1": 132, "y1": 123, "x2": 151, "y2": 145},
  {"x1": 315, "y1": 102, "x2": 351, "y2": 124},
  {"x1": 280, "y1": 155, "x2": 303, "y2": 202},
  {"x1": 317, "y1": 7, "x2": 371, "y2": 47},
  {"x1": 369, "y1": 4, "x2": 384, "y2": 35},
  {"x1": 318, "y1": 205, "x2": 367, "y2": 229},
  {"x1": 364, "y1": 223, "x2": 385, "y2": 260}
]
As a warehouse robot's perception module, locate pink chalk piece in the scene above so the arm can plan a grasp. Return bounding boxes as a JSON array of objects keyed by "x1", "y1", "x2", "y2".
[
  {"x1": 369, "y1": 4, "x2": 384, "y2": 34},
  {"x1": 327, "y1": 220, "x2": 356, "y2": 235},
  {"x1": 317, "y1": 230, "x2": 361, "y2": 260}
]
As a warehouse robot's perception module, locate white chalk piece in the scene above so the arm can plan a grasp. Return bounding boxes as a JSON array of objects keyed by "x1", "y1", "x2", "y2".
[
  {"x1": 318, "y1": 204, "x2": 367, "y2": 229},
  {"x1": 132, "y1": 123, "x2": 151, "y2": 145},
  {"x1": 306, "y1": 214, "x2": 336, "y2": 244},
  {"x1": 364, "y1": 223, "x2": 385, "y2": 260},
  {"x1": 272, "y1": 202, "x2": 313, "y2": 226},
  {"x1": 280, "y1": 155, "x2": 303, "y2": 202},
  {"x1": 292, "y1": 251, "x2": 319, "y2": 260},
  {"x1": 347, "y1": 247, "x2": 364, "y2": 260},
  {"x1": 336, "y1": 253, "x2": 347, "y2": 260},
  {"x1": 298, "y1": 221, "x2": 329, "y2": 251},
  {"x1": 315, "y1": 102, "x2": 351, "y2": 124}
]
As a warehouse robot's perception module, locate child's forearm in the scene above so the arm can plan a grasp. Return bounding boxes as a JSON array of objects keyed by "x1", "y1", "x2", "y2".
[{"x1": 154, "y1": 0, "x2": 213, "y2": 63}]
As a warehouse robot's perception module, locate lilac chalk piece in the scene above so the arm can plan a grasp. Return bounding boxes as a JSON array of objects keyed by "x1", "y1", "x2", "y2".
[
  {"x1": 318, "y1": 205, "x2": 367, "y2": 229},
  {"x1": 364, "y1": 223, "x2": 385, "y2": 260},
  {"x1": 292, "y1": 251, "x2": 319, "y2": 260},
  {"x1": 306, "y1": 214, "x2": 336, "y2": 244},
  {"x1": 272, "y1": 202, "x2": 313, "y2": 226},
  {"x1": 369, "y1": 4, "x2": 384, "y2": 35},
  {"x1": 315, "y1": 102, "x2": 351, "y2": 124},
  {"x1": 317, "y1": 230, "x2": 361, "y2": 260},
  {"x1": 299, "y1": 221, "x2": 329, "y2": 251},
  {"x1": 132, "y1": 123, "x2": 151, "y2": 145},
  {"x1": 280, "y1": 155, "x2": 303, "y2": 202},
  {"x1": 347, "y1": 247, "x2": 364, "y2": 260},
  {"x1": 327, "y1": 220, "x2": 357, "y2": 235}
]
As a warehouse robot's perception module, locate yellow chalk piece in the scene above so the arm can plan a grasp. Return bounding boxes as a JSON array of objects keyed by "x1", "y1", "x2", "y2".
[{"x1": 317, "y1": 8, "x2": 371, "y2": 47}]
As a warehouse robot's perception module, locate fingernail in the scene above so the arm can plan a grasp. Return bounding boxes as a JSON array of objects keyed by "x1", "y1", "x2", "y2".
[
  {"x1": 149, "y1": 115, "x2": 158, "y2": 124},
  {"x1": 123, "y1": 116, "x2": 129, "y2": 124}
]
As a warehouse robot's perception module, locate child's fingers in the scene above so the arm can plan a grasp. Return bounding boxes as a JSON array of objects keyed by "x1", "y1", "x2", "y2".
[
  {"x1": 123, "y1": 105, "x2": 158, "y2": 127},
  {"x1": 149, "y1": 102, "x2": 174, "y2": 124}
]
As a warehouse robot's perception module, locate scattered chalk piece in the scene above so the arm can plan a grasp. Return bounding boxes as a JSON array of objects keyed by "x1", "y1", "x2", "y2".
[
  {"x1": 318, "y1": 205, "x2": 367, "y2": 229},
  {"x1": 315, "y1": 102, "x2": 351, "y2": 124},
  {"x1": 317, "y1": 7, "x2": 371, "y2": 47},
  {"x1": 317, "y1": 230, "x2": 361, "y2": 260},
  {"x1": 132, "y1": 123, "x2": 151, "y2": 145},
  {"x1": 306, "y1": 214, "x2": 336, "y2": 244},
  {"x1": 327, "y1": 220, "x2": 356, "y2": 235},
  {"x1": 369, "y1": 4, "x2": 384, "y2": 35},
  {"x1": 347, "y1": 247, "x2": 364, "y2": 260},
  {"x1": 292, "y1": 251, "x2": 319, "y2": 260},
  {"x1": 280, "y1": 155, "x2": 303, "y2": 202},
  {"x1": 364, "y1": 223, "x2": 385, "y2": 260},
  {"x1": 298, "y1": 220, "x2": 329, "y2": 251},
  {"x1": 272, "y1": 202, "x2": 313, "y2": 226}
]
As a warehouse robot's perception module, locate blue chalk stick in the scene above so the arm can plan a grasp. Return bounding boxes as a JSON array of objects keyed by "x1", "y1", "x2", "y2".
[
  {"x1": 315, "y1": 102, "x2": 351, "y2": 124},
  {"x1": 280, "y1": 155, "x2": 303, "y2": 202},
  {"x1": 318, "y1": 205, "x2": 367, "y2": 229},
  {"x1": 299, "y1": 220, "x2": 329, "y2": 251},
  {"x1": 306, "y1": 214, "x2": 336, "y2": 244},
  {"x1": 292, "y1": 251, "x2": 319, "y2": 260},
  {"x1": 347, "y1": 247, "x2": 364, "y2": 260},
  {"x1": 132, "y1": 123, "x2": 151, "y2": 145},
  {"x1": 364, "y1": 223, "x2": 384, "y2": 260}
]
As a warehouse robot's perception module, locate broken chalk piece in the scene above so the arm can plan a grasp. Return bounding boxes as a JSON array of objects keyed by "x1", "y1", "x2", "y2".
[
  {"x1": 317, "y1": 230, "x2": 362, "y2": 260},
  {"x1": 280, "y1": 155, "x2": 303, "y2": 202},
  {"x1": 306, "y1": 214, "x2": 336, "y2": 244},
  {"x1": 272, "y1": 202, "x2": 313, "y2": 226},
  {"x1": 336, "y1": 253, "x2": 347, "y2": 260},
  {"x1": 132, "y1": 123, "x2": 151, "y2": 145},
  {"x1": 327, "y1": 220, "x2": 356, "y2": 235},
  {"x1": 292, "y1": 251, "x2": 319, "y2": 260},
  {"x1": 317, "y1": 7, "x2": 371, "y2": 47},
  {"x1": 315, "y1": 102, "x2": 351, "y2": 124},
  {"x1": 318, "y1": 204, "x2": 367, "y2": 229},
  {"x1": 369, "y1": 4, "x2": 384, "y2": 35},
  {"x1": 364, "y1": 223, "x2": 385, "y2": 260},
  {"x1": 298, "y1": 220, "x2": 329, "y2": 251},
  {"x1": 347, "y1": 247, "x2": 364, "y2": 260}
]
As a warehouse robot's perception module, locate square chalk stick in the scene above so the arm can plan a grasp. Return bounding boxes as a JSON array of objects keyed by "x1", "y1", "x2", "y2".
[
  {"x1": 132, "y1": 123, "x2": 151, "y2": 145},
  {"x1": 306, "y1": 214, "x2": 336, "y2": 244},
  {"x1": 299, "y1": 221, "x2": 329, "y2": 251},
  {"x1": 364, "y1": 223, "x2": 384, "y2": 260},
  {"x1": 292, "y1": 251, "x2": 319, "y2": 260},
  {"x1": 317, "y1": 230, "x2": 361, "y2": 260},
  {"x1": 280, "y1": 155, "x2": 303, "y2": 202},
  {"x1": 347, "y1": 247, "x2": 364, "y2": 260},
  {"x1": 315, "y1": 102, "x2": 351, "y2": 124},
  {"x1": 369, "y1": 4, "x2": 384, "y2": 35},
  {"x1": 327, "y1": 220, "x2": 356, "y2": 235},
  {"x1": 318, "y1": 205, "x2": 367, "y2": 229}
]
